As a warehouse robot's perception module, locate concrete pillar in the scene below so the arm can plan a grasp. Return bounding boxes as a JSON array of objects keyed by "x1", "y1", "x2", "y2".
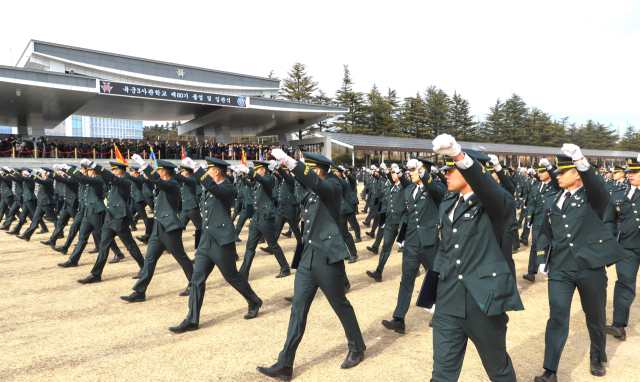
[
  {"x1": 277, "y1": 133, "x2": 290, "y2": 147},
  {"x1": 27, "y1": 113, "x2": 46, "y2": 137},
  {"x1": 214, "y1": 125, "x2": 231, "y2": 143}
]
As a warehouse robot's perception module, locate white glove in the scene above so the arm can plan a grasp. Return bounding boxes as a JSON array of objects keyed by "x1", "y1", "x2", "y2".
[
  {"x1": 539, "y1": 264, "x2": 549, "y2": 276},
  {"x1": 527, "y1": 168, "x2": 534, "y2": 175},
  {"x1": 432, "y1": 134, "x2": 462, "y2": 157},
  {"x1": 240, "y1": 166, "x2": 249, "y2": 175},
  {"x1": 22, "y1": 171, "x2": 30, "y2": 177},
  {"x1": 131, "y1": 154, "x2": 146, "y2": 166},
  {"x1": 540, "y1": 158, "x2": 550, "y2": 168},
  {"x1": 391, "y1": 163, "x2": 400, "y2": 173},
  {"x1": 338, "y1": 165, "x2": 345, "y2": 172},
  {"x1": 489, "y1": 155, "x2": 499, "y2": 166},
  {"x1": 234, "y1": 170, "x2": 240, "y2": 175},
  {"x1": 636, "y1": 153, "x2": 640, "y2": 163},
  {"x1": 60, "y1": 164, "x2": 70, "y2": 171},
  {"x1": 3, "y1": 166, "x2": 11, "y2": 172},
  {"x1": 380, "y1": 163, "x2": 387, "y2": 170},
  {"x1": 38, "y1": 169, "x2": 46, "y2": 175},
  {"x1": 431, "y1": 166, "x2": 438, "y2": 174},
  {"x1": 30, "y1": 170, "x2": 38, "y2": 177},
  {"x1": 53, "y1": 164, "x2": 60, "y2": 170},
  {"x1": 181, "y1": 157, "x2": 197, "y2": 170},
  {"x1": 270, "y1": 160, "x2": 277, "y2": 168},
  {"x1": 427, "y1": 304, "x2": 436, "y2": 314},
  {"x1": 80, "y1": 158, "x2": 92, "y2": 166},
  {"x1": 406, "y1": 159, "x2": 423, "y2": 170},
  {"x1": 271, "y1": 148, "x2": 287, "y2": 161},
  {"x1": 561, "y1": 143, "x2": 583, "y2": 161}
]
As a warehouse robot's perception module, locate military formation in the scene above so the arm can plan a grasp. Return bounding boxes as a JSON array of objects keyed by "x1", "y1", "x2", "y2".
[{"x1": 1, "y1": 133, "x2": 639, "y2": 382}]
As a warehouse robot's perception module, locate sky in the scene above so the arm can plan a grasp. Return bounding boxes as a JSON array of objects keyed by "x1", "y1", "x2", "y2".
[{"x1": 2, "y1": 0, "x2": 639, "y2": 133}]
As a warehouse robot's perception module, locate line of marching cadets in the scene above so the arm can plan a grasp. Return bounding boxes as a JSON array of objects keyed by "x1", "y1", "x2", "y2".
[{"x1": 0, "y1": 133, "x2": 638, "y2": 381}]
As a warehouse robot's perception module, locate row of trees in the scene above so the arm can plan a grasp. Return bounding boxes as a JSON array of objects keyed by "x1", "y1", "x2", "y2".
[{"x1": 278, "y1": 63, "x2": 630, "y2": 150}]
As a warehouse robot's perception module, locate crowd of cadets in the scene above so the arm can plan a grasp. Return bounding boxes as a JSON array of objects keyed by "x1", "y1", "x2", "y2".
[
  {"x1": 1, "y1": 133, "x2": 639, "y2": 382},
  {"x1": 0, "y1": 135, "x2": 295, "y2": 160}
]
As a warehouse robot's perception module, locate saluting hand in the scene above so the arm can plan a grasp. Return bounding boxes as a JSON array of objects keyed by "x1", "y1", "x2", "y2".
[
  {"x1": 560, "y1": 143, "x2": 583, "y2": 161},
  {"x1": 271, "y1": 148, "x2": 297, "y2": 169},
  {"x1": 181, "y1": 157, "x2": 197, "y2": 170},
  {"x1": 432, "y1": 134, "x2": 461, "y2": 157},
  {"x1": 131, "y1": 154, "x2": 145, "y2": 166},
  {"x1": 539, "y1": 158, "x2": 550, "y2": 168}
]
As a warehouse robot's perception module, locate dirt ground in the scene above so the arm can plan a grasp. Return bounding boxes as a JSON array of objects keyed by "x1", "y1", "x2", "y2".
[{"x1": 2, "y1": 196, "x2": 640, "y2": 381}]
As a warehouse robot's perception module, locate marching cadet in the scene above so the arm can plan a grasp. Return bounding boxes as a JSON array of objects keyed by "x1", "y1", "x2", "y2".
[
  {"x1": 362, "y1": 166, "x2": 380, "y2": 233},
  {"x1": 533, "y1": 147, "x2": 627, "y2": 381},
  {"x1": 120, "y1": 155, "x2": 194, "y2": 302},
  {"x1": 40, "y1": 167, "x2": 78, "y2": 248},
  {"x1": 606, "y1": 165, "x2": 627, "y2": 194},
  {"x1": 17, "y1": 168, "x2": 57, "y2": 241},
  {"x1": 174, "y1": 165, "x2": 203, "y2": 249},
  {"x1": 1, "y1": 167, "x2": 24, "y2": 231},
  {"x1": 135, "y1": 171, "x2": 155, "y2": 245},
  {"x1": 365, "y1": 163, "x2": 407, "y2": 280},
  {"x1": 273, "y1": 163, "x2": 302, "y2": 245},
  {"x1": 518, "y1": 168, "x2": 536, "y2": 247},
  {"x1": 231, "y1": 166, "x2": 244, "y2": 223},
  {"x1": 168, "y1": 157, "x2": 263, "y2": 333},
  {"x1": 124, "y1": 165, "x2": 149, "y2": 260},
  {"x1": 234, "y1": 172, "x2": 254, "y2": 239},
  {"x1": 237, "y1": 161, "x2": 291, "y2": 279},
  {"x1": 0, "y1": 169, "x2": 15, "y2": 225},
  {"x1": 604, "y1": 155, "x2": 640, "y2": 342},
  {"x1": 343, "y1": 165, "x2": 362, "y2": 242},
  {"x1": 522, "y1": 159, "x2": 560, "y2": 282},
  {"x1": 74, "y1": 160, "x2": 146, "y2": 284},
  {"x1": 378, "y1": 157, "x2": 445, "y2": 334},
  {"x1": 430, "y1": 134, "x2": 524, "y2": 382},
  {"x1": 6, "y1": 168, "x2": 49, "y2": 236},
  {"x1": 333, "y1": 165, "x2": 358, "y2": 263},
  {"x1": 257, "y1": 150, "x2": 366, "y2": 381}
]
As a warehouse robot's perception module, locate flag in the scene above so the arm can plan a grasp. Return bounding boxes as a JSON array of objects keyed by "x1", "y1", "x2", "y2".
[
  {"x1": 114, "y1": 145, "x2": 128, "y2": 165},
  {"x1": 181, "y1": 147, "x2": 185, "y2": 160},
  {"x1": 259, "y1": 149, "x2": 263, "y2": 161},
  {"x1": 150, "y1": 149, "x2": 158, "y2": 168},
  {"x1": 298, "y1": 150, "x2": 304, "y2": 162},
  {"x1": 241, "y1": 149, "x2": 247, "y2": 166}
]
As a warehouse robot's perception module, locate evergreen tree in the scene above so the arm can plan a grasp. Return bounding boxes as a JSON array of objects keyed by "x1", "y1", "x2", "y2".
[
  {"x1": 398, "y1": 93, "x2": 430, "y2": 138},
  {"x1": 618, "y1": 124, "x2": 637, "y2": 151},
  {"x1": 483, "y1": 99, "x2": 506, "y2": 143},
  {"x1": 306, "y1": 89, "x2": 333, "y2": 136},
  {"x1": 424, "y1": 86, "x2": 451, "y2": 137},
  {"x1": 333, "y1": 65, "x2": 366, "y2": 135},
  {"x1": 281, "y1": 62, "x2": 319, "y2": 139},
  {"x1": 449, "y1": 91, "x2": 477, "y2": 141},
  {"x1": 364, "y1": 84, "x2": 395, "y2": 136},
  {"x1": 503, "y1": 94, "x2": 529, "y2": 144}
]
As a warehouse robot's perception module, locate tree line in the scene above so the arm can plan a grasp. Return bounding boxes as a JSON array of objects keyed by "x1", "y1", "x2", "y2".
[{"x1": 278, "y1": 63, "x2": 632, "y2": 151}]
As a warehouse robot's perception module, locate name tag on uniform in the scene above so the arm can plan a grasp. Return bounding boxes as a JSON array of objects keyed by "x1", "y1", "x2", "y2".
[{"x1": 464, "y1": 213, "x2": 470, "y2": 217}]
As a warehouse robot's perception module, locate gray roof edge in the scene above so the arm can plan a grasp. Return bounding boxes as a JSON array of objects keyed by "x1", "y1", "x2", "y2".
[
  {"x1": 251, "y1": 98, "x2": 348, "y2": 112},
  {"x1": 0, "y1": 64, "x2": 98, "y2": 80},
  {"x1": 30, "y1": 40, "x2": 280, "y2": 86}
]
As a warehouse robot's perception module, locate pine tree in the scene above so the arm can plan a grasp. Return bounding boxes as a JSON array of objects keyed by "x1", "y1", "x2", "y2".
[
  {"x1": 306, "y1": 89, "x2": 333, "y2": 136},
  {"x1": 424, "y1": 86, "x2": 451, "y2": 137},
  {"x1": 398, "y1": 93, "x2": 430, "y2": 138},
  {"x1": 503, "y1": 94, "x2": 529, "y2": 144},
  {"x1": 333, "y1": 65, "x2": 366, "y2": 135},
  {"x1": 364, "y1": 84, "x2": 395, "y2": 136},
  {"x1": 449, "y1": 91, "x2": 477, "y2": 141},
  {"x1": 618, "y1": 124, "x2": 637, "y2": 151},
  {"x1": 281, "y1": 62, "x2": 319, "y2": 139},
  {"x1": 483, "y1": 99, "x2": 506, "y2": 143}
]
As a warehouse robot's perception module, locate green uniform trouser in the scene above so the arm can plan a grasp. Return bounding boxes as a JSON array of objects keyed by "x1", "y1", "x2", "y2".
[
  {"x1": 374, "y1": 224, "x2": 400, "y2": 274},
  {"x1": 239, "y1": 213, "x2": 290, "y2": 278},
  {"x1": 0, "y1": 196, "x2": 14, "y2": 221},
  {"x1": 527, "y1": 226, "x2": 540, "y2": 274},
  {"x1": 90, "y1": 218, "x2": 145, "y2": 276},
  {"x1": 275, "y1": 205, "x2": 302, "y2": 243},
  {"x1": 231, "y1": 198, "x2": 243, "y2": 222},
  {"x1": 278, "y1": 250, "x2": 366, "y2": 367},
  {"x1": 180, "y1": 207, "x2": 202, "y2": 230},
  {"x1": 69, "y1": 212, "x2": 105, "y2": 262},
  {"x1": 60, "y1": 209, "x2": 101, "y2": 251},
  {"x1": 130, "y1": 201, "x2": 147, "y2": 230},
  {"x1": 12, "y1": 200, "x2": 47, "y2": 233},
  {"x1": 48, "y1": 206, "x2": 76, "y2": 245},
  {"x1": 339, "y1": 214, "x2": 357, "y2": 256},
  {"x1": 187, "y1": 238, "x2": 261, "y2": 324},
  {"x1": 22, "y1": 204, "x2": 56, "y2": 239},
  {"x1": 543, "y1": 267, "x2": 608, "y2": 372},
  {"x1": 133, "y1": 227, "x2": 193, "y2": 294},
  {"x1": 235, "y1": 204, "x2": 249, "y2": 235},
  {"x1": 364, "y1": 200, "x2": 377, "y2": 224},
  {"x1": 393, "y1": 243, "x2": 433, "y2": 319},
  {"x1": 431, "y1": 290, "x2": 516, "y2": 382},
  {"x1": 613, "y1": 249, "x2": 640, "y2": 326},
  {"x1": 347, "y1": 203, "x2": 361, "y2": 238},
  {"x1": 3, "y1": 199, "x2": 21, "y2": 228}
]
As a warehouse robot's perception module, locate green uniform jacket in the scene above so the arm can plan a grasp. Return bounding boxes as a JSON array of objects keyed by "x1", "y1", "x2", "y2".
[
  {"x1": 434, "y1": 159, "x2": 524, "y2": 318},
  {"x1": 195, "y1": 167, "x2": 238, "y2": 246},
  {"x1": 604, "y1": 188, "x2": 640, "y2": 250},
  {"x1": 126, "y1": 174, "x2": 146, "y2": 203},
  {"x1": 142, "y1": 178, "x2": 154, "y2": 200},
  {"x1": 15, "y1": 173, "x2": 37, "y2": 202},
  {"x1": 496, "y1": 168, "x2": 521, "y2": 232},
  {"x1": 173, "y1": 173, "x2": 200, "y2": 211},
  {"x1": 50, "y1": 173, "x2": 79, "y2": 208},
  {"x1": 94, "y1": 164, "x2": 134, "y2": 223},
  {"x1": 383, "y1": 180, "x2": 406, "y2": 226},
  {"x1": 292, "y1": 161, "x2": 350, "y2": 265},
  {"x1": 337, "y1": 176, "x2": 354, "y2": 216},
  {"x1": 33, "y1": 175, "x2": 56, "y2": 206},
  {"x1": 66, "y1": 167, "x2": 106, "y2": 215},
  {"x1": 143, "y1": 165, "x2": 184, "y2": 233},
  {"x1": 1, "y1": 176, "x2": 13, "y2": 198},
  {"x1": 399, "y1": 171, "x2": 446, "y2": 247},
  {"x1": 245, "y1": 169, "x2": 279, "y2": 220},
  {"x1": 538, "y1": 165, "x2": 627, "y2": 270},
  {"x1": 345, "y1": 173, "x2": 359, "y2": 205},
  {"x1": 274, "y1": 168, "x2": 299, "y2": 209},
  {"x1": 525, "y1": 170, "x2": 560, "y2": 228}
]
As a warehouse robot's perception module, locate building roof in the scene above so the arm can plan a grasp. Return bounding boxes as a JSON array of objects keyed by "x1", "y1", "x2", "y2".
[{"x1": 318, "y1": 132, "x2": 636, "y2": 159}]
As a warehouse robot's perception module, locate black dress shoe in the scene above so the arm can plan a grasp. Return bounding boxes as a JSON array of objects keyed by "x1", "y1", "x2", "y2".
[
  {"x1": 132, "y1": 269, "x2": 143, "y2": 279},
  {"x1": 191, "y1": 258, "x2": 195, "y2": 264},
  {"x1": 366, "y1": 246, "x2": 378, "y2": 254},
  {"x1": 366, "y1": 270, "x2": 382, "y2": 282},
  {"x1": 0, "y1": 226, "x2": 8, "y2": 231},
  {"x1": 169, "y1": 319, "x2": 199, "y2": 333},
  {"x1": 348, "y1": 254, "x2": 358, "y2": 264},
  {"x1": 17, "y1": 234, "x2": 30, "y2": 241},
  {"x1": 135, "y1": 236, "x2": 149, "y2": 245},
  {"x1": 236, "y1": 254, "x2": 240, "y2": 261},
  {"x1": 40, "y1": 240, "x2": 53, "y2": 245},
  {"x1": 179, "y1": 286, "x2": 191, "y2": 296},
  {"x1": 260, "y1": 246, "x2": 274, "y2": 254},
  {"x1": 523, "y1": 273, "x2": 536, "y2": 282},
  {"x1": 429, "y1": 319, "x2": 433, "y2": 328},
  {"x1": 108, "y1": 253, "x2": 125, "y2": 263},
  {"x1": 534, "y1": 370, "x2": 557, "y2": 382},
  {"x1": 606, "y1": 324, "x2": 627, "y2": 340},
  {"x1": 341, "y1": 351, "x2": 364, "y2": 369},
  {"x1": 512, "y1": 248, "x2": 518, "y2": 253},
  {"x1": 120, "y1": 291, "x2": 146, "y2": 302},
  {"x1": 58, "y1": 260, "x2": 78, "y2": 268},
  {"x1": 130, "y1": 226, "x2": 137, "y2": 231},
  {"x1": 6, "y1": 230, "x2": 18, "y2": 235},
  {"x1": 382, "y1": 318, "x2": 405, "y2": 334},
  {"x1": 258, "y1": 238, "x2": 266, "y2": 244},
  {"x1": 590, "y1": 355, "x2": 606, "y2": 376},
  {"x1": 354, "y1": 237, "x2": 362, "y2": 243},
  {"x1": 276, "y1": 268, "x2": 291, "y2": 278},
  {"x1": 36, "y1": 229, "x2": 49, "y2": 234},
  {"x1": 416, "y1": 269, "x2": 421, "y2": 277},
  {"x1": 58, "y1": 233, "x2": 64, "y2": 239},
  {"x1": 78, "y1": 274, "x2": 102, "y2": 284},
  {"x1": 397, "y1": 247, "x2": 403, "y2": 252},
  {"x1": 256, "y1": 363, "x2": 293, "y2": 381},
  {"x1": 53, "y1": 246, "x2": 68, "y2": 255},
  {"x1": 519, "y1": 238, "x2": 528, "y2": 246},
  {"x1": 244, "y1": 299, "x2": 263, "y2": 319},
  {"x1": 363, "y1": 222, "x2": 370, "y2": 228},
  {"x1": 284, "y1": 296, "x2": 294, "y2": 303},
  {"x1": 365, "y1": 231, "x2": 374, "y2": 238},
  {"x1": 88, "y1": 248, "x2": 99, "y2": 254},
  {"x1": 345, "y1": 283, "x2": 351, "y2": 293},
  {"x1": 281, "y1": 232, "x2": 292, "y2": 238}
]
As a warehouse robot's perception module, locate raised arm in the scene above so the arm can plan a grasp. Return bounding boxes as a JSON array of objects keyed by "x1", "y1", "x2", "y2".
[
  {"x1": 142, "y1": 165, "x2": 178, "y2": 193},
  {"x1": 194, "y1": 167, "x2": 235, "y2": 202},
  {"x1": 247, "y1": 168, "x2": 274, "y2": 198}
]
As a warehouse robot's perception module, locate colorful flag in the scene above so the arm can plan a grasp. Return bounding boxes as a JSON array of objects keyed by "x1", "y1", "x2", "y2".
[
  {"x1": 242, "y1": 149, "x2": 247, "y2": 166},
  {"x1": 114, "y1": 145, "x2": 128, "y2": 165},
  {"x1": 259, "y1": 149, "x2": 263, "y2": 161},
  {"x1": 298, "y1": 150, "x2": 304, "y2": 162},
  {"x1": 181, "y1": 147, "x2": 185, "y2": 160},
  {"x1": 150, "y1": 149, "x2": 158, "y2": 168}
]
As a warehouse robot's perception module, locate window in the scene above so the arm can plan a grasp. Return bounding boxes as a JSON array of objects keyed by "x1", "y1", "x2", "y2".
[
  {"x1": 0, "y1": 126, "x2": 11, "y2": 134},
  {"x1": 72, "y1": 115, "x2": 82, "y2": 137}
]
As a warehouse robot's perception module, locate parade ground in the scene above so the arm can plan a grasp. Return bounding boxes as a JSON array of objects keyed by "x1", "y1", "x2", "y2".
[{"x1": 2, "y1": 187, "x2": 639, "y2": 382}]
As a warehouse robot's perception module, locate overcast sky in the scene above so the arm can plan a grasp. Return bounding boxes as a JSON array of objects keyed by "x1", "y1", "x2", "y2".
[{"x1": 3, "y1": 0, "x2": 639, "y2": 133}]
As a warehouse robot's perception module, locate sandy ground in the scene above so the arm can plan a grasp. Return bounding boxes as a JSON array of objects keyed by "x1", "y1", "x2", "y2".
[{"x1": 2, "y1": 197, "x2": 640, "y2": 381}]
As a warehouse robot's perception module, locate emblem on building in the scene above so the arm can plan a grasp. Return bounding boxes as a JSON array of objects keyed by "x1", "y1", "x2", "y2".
[
  {"x1": 177, "y1": 69, "x2": 185, "y2": 78},
  {"x1": 101, "y1": 82, "x2": 113, "y2": 93},
  {"x1": 237, "y1": 97, "x2": 246, "y2": 107}
]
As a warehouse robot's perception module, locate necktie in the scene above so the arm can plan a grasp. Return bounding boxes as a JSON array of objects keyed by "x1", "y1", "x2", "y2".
[
  {"x1": 629, "y1": 188, "x2": 636, "y2": 200},
  {"x1": 561, "y1": 191, "x2": 571, "y2": 210},
  {"x1": 453, "y1": 195, "x2": 465, "y2": 217}
]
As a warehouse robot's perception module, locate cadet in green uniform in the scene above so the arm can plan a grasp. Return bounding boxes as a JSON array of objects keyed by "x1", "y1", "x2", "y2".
[
  {"x1": 343, "y1": 166, "x2": 361, "y2": 241},
  {"x1": 174, "y1": 165, "x2": 203, "y2": 249},
  {"x1": 17, "y1": 168, "x2": 57, "y2": 241},
  {"x1": 333, "y1": 165, "x2": 358, "y2": 262},
  {"x1": 606, "y1": 166, "x2": 627, "y2": 194},
  {"x1": 534, "y1": 148, "x2": 627, "y2": 381},
  {"x1": 135, "y1": 171, "x2": 155, "y2": 245},
  {"x1": 273, "y1": 164, "x2": 302, "y2": 244},
  {"x1": 123, "y1": 166, "x2": 148, "y2": 261},
  {"x1": 231, "y1": 166, "x2": 244, "y2": 223},
  {"x1": 40, "y1": 167, "x2": 78, "y2": 248},
  {"x1": 430, "y1": 134, "x2": 524, "y2": 382},
  {"x1": 379, "y1": 158, "x2": 445, "y2": 334},
  {"x1": 1, "y1": 168, "x2": 34, "y2": 231},
  {"x1": 120, "y1": 156, "x2": 194, "y2": 302},
  {"x1": 75, "y1": 160, "x2": 146, "y2": 284},
  {"x1": 7, "y1": 168, "x2": 49, "y2": 236},
  {"x1": 363, "y1": 166, "x2": 380, "y2": 232},
  {"x1": 522, "y1": 160, "x2": 560, "y2": 282},
  {"x1": 0, "y1": 169, "x2": 15, "y2": 224},
  {"x1": 235, "y1": 173, "x2": 253, "y2": 237},
  {"x1": 168, "y1": 157, "x2": 263, "y2": 333},
  {"x1": 257, "y1": 150, "x2": 366, "y2": 381},
  {"x1": 238, "y1": 161, "x2": 291, "y2": 279},
  {"x1": 604, "y1": 156, "x2": 640, "y2": 341}
]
